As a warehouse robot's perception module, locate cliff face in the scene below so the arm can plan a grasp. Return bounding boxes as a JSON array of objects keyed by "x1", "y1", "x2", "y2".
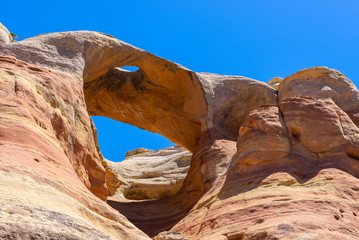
[
  {"x1": 1, "y1": 23, "x2": 359, "y2": 240},
  {"x1": 0, "y1": 26, "x2": 149, "y2": 240}
]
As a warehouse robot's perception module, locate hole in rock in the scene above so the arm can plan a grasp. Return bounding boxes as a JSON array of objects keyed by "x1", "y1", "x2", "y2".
[
  {"x1": 117, "y1": 66, "x2": 139, "y2": 72},
  {"x1": 92, "y1": 116, "x2": 174, "y2": 161},
  {"x1": 92, "y1": 116, "x2": 193, "y2": 200},
  {"x1": 91, "y1": 116, "x2": 194, "y2": 236}
]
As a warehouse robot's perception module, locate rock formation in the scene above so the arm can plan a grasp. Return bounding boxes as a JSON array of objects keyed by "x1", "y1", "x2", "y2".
[
  {"x1": 1, "y1": 22, "x2": 359, "y2": 240},
  {"x1": 106, "y1": 145, "x2": 191, "y2": 200},
  {"x1": 0, "y1": 23, "x2": 12, "y2": 44},
  {"x1": 0, "y1": 25, "x2": 148, "y2": 240}
]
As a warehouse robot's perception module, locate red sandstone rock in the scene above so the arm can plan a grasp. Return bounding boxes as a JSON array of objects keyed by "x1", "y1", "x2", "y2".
[
  {"x1": 279, "y1": 66, "x2": 359, "y2": 127},
  {"x1": 236, "y1": 105, "x2": 290, "y2": 166},
  {"x1": 0, "y1": 55, "x2": 149, "y2": 239},
  {"x1": 170, "y1": 96, "x2": 359, "y2": 240},
  {"x1": 1, "y1": 22, "x2": 359, "y2": 240}
]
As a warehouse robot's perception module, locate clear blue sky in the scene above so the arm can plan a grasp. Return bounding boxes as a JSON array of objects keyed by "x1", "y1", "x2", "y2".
[{"x1": 2, "y1": 1, "x2": 359, "y2": 161}]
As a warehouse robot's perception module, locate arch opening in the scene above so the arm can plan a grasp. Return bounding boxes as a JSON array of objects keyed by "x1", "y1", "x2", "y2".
[
  {"x1": 117, "y1": 66, "x2": 139, "y2": 72},
  {"x1": 91, "y1": 115, "x2": 192, "y2": 201},
  {"x1": 92, "y1": 116, "x2": 174, "y2": 162},
  {"x1": 83, "y1": 57, "x2": 208, "y2": 236},
  {"x1": 90, "y1": 114, "x2": 195, "y2": 236}
]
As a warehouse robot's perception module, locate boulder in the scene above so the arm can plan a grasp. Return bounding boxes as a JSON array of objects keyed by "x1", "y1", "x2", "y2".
[{"x1": 278, "y1": 66, "x2": 359, "y2": 126}]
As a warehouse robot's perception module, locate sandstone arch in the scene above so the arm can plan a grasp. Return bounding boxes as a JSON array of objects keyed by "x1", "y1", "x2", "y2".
[
  {"x1": 0, "y1": 28, "x2": 278, "y2": 236},
  {"x1": 0, "y1": 30, "x2": 278, "y2": 152},
  {"x1": 2, "y1": 23, "x2": 359, "y2": 239}
]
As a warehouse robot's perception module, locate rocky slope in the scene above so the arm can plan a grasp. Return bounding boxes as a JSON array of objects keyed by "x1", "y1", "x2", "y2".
[{"x1": 1, "y1": 22, "x2": 359, "y2": 240}]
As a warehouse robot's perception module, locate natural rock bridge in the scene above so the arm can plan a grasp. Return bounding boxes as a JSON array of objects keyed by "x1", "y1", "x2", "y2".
[{"x1": 1, "y1": 23, "x2": 359, "y2": 239}]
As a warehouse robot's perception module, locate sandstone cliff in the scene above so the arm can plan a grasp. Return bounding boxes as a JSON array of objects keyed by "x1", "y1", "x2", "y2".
[{"x1": 1, "y1": 23, "x2": 359, "y2": 240}]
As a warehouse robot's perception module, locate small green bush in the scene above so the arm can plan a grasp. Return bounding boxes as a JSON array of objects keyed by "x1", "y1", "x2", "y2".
[{"x1": 10, "y1": 32, "x2": 20, "y2": 42}]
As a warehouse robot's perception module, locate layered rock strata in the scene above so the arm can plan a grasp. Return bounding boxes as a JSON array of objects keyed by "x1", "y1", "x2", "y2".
[
  {"x1": 168, "y1": 68, "x2": 359, "y2": 240},
  {"x1": 106, "y1": 145, "x2": 191, "y2": 200},
  {"x1": 1, "y1": 22, "x2": 359, "y2": 240},
  {"x1": 0, "y1": 25, "x2": 149, "y2": 239}
]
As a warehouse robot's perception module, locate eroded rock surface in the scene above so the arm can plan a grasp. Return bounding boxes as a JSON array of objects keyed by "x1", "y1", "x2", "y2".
[
  {"x1": 170, "y1": 69, "x2": 359, "y2": 240},
  {"x1": 1, "y1": 22, "x2": 359, "y2": 240},
  {"x1": 267, "y1": 76, "x2": 283, "y2": 90},
  {"x1": 279, "y1": 66, "x2": 359, "y2": 126},
  {"x1": 0, "y1": 26, "x2": 150, "y2": 239},
  {"x1": 153, "y1": 231, "x2": 188, "y2": 240},
  {"x1": 106, "y1": 145, "x2": 191, "y2": 200},
  {"x1": 0, "y1": 23, "x2": 12, "y2": 44}
]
